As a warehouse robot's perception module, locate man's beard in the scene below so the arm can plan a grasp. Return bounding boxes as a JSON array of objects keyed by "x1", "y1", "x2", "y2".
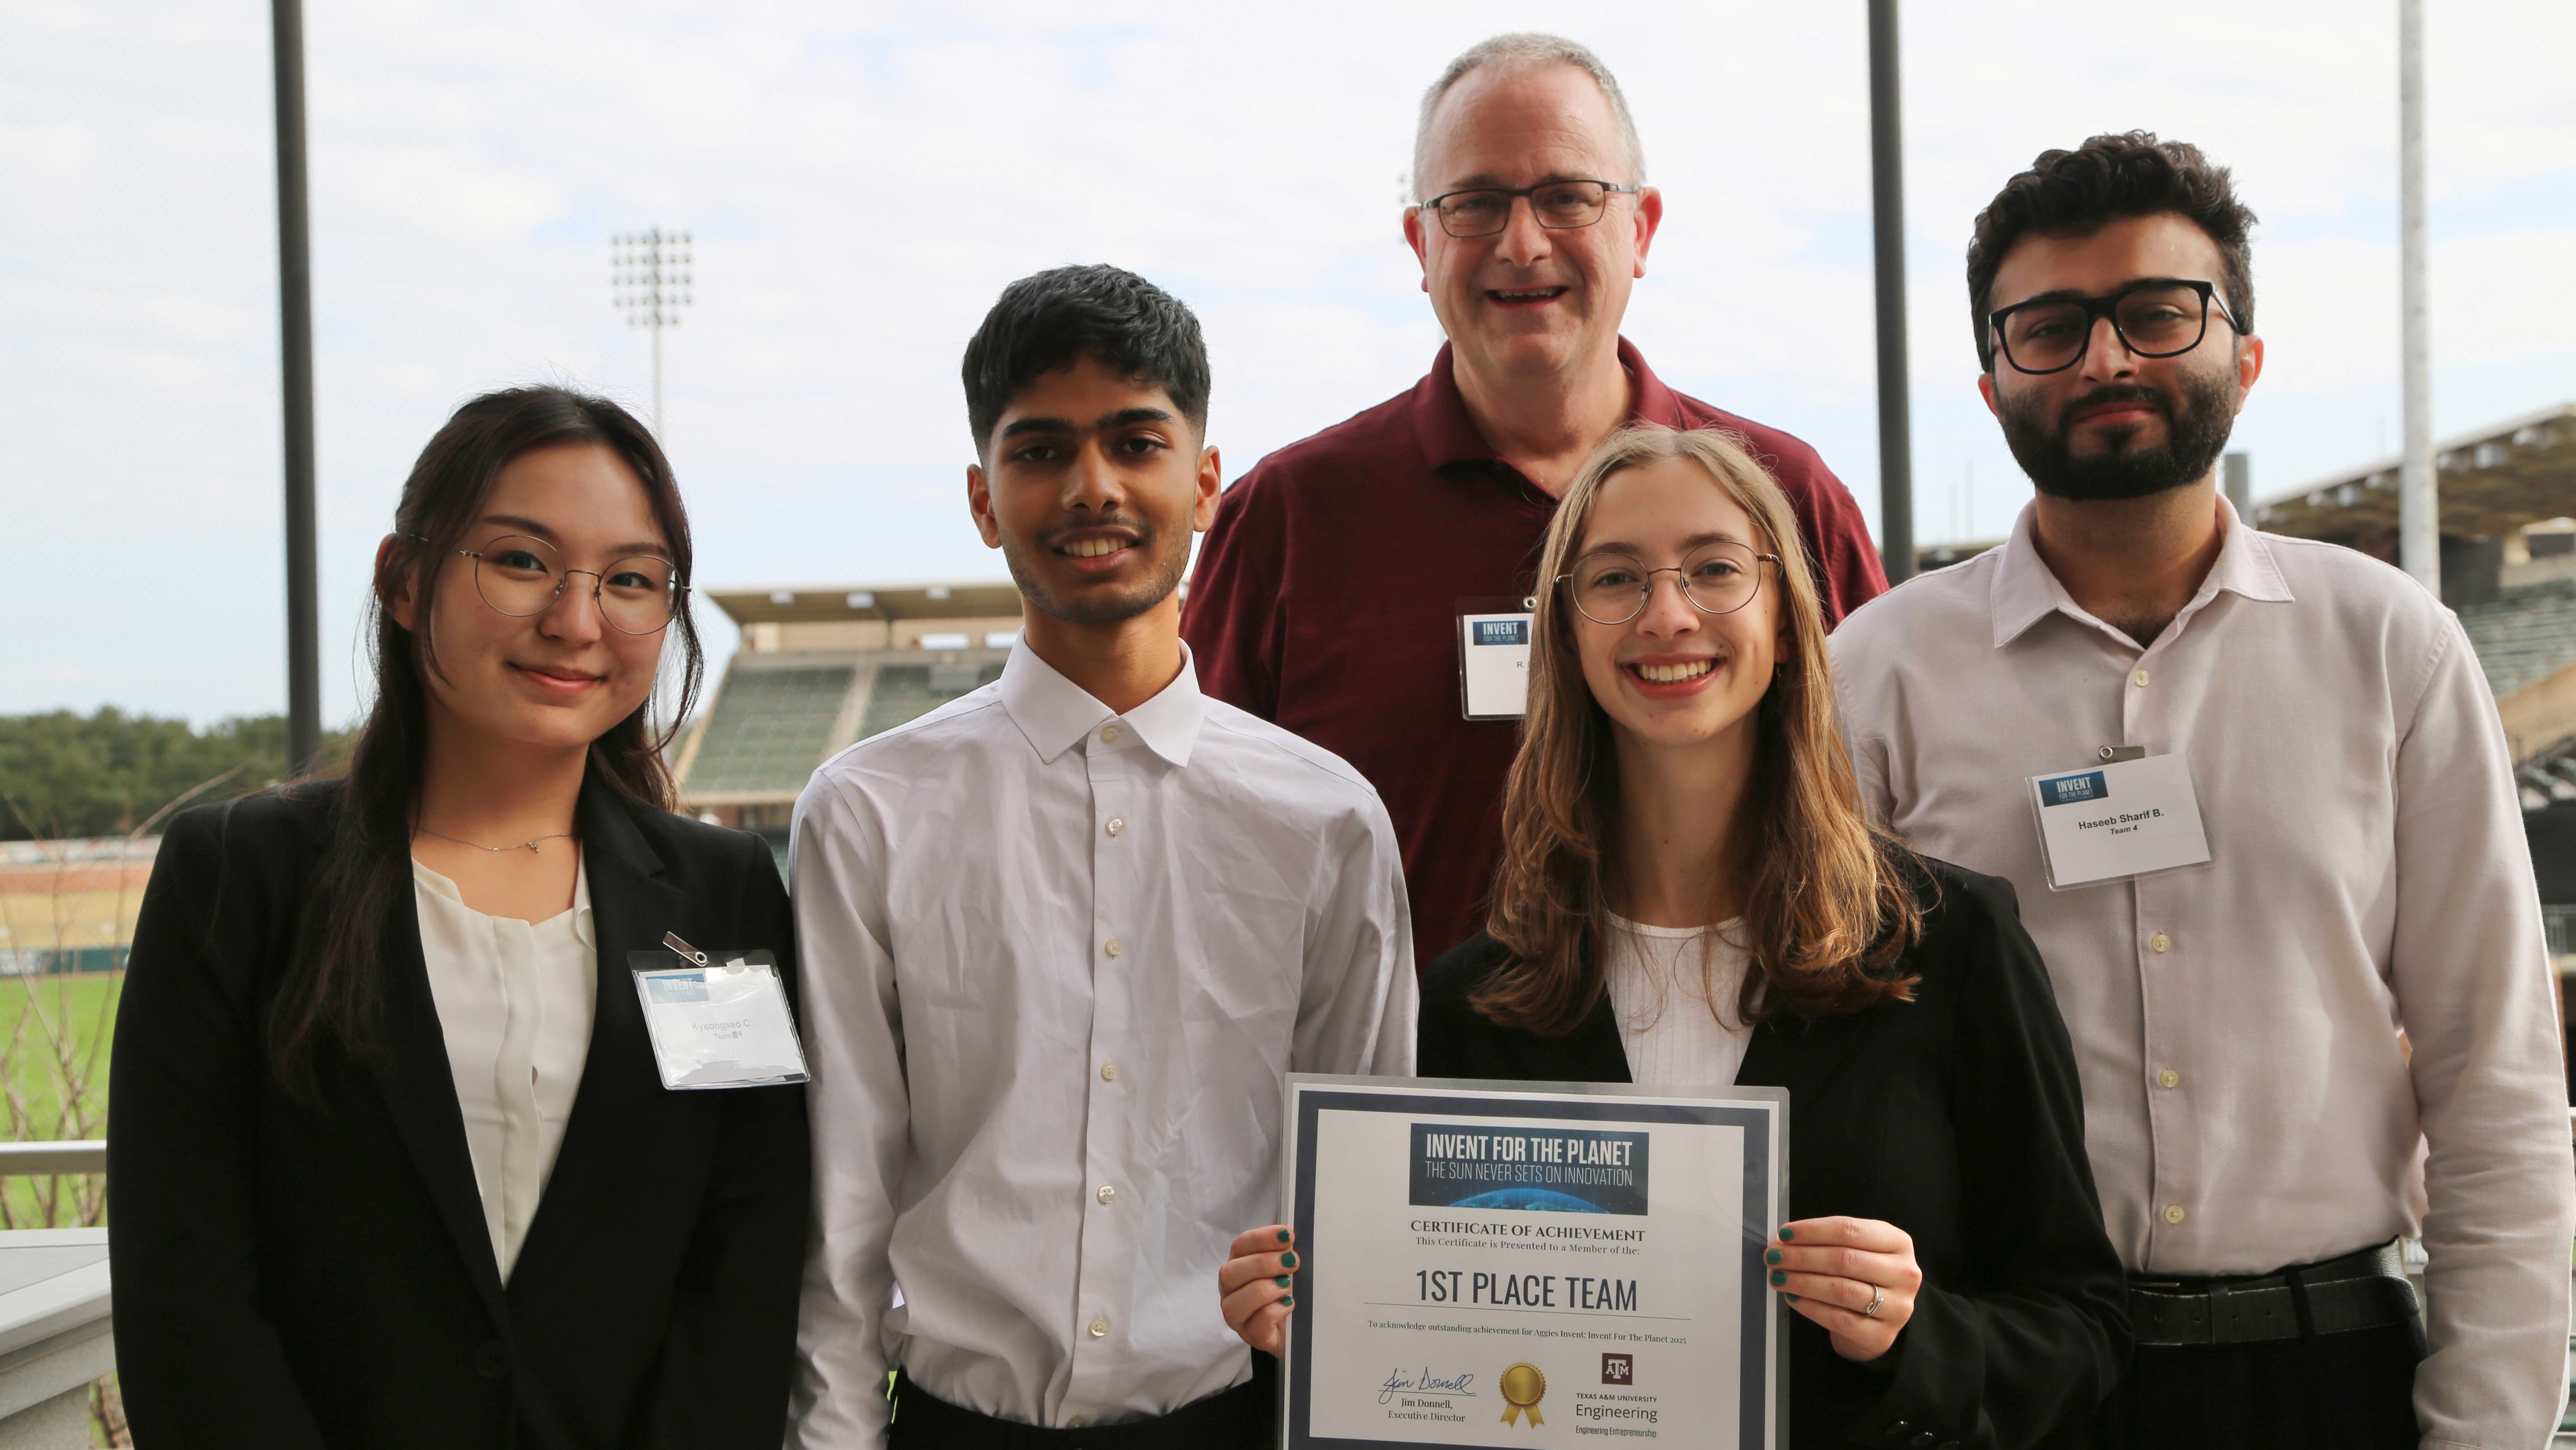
[
  {"x1": 1998, "y1": 365, "x2": 2240, "y2": 503},
  {"x1": 1000, "y1": 522, "x2": 1189, "y2": 626}
]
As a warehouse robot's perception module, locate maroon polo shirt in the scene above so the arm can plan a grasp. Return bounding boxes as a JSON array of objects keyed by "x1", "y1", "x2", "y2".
[{"x1": 1182, "y1": 338, "x2": 1886, "y2": 969}]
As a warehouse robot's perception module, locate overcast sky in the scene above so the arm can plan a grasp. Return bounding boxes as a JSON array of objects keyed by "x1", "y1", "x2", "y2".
[{"x1": 6, "y1": 1, "x2": 2573, "y2": 726}]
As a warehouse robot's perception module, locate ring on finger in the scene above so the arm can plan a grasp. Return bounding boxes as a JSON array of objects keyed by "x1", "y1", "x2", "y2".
[{"x1": 1861, "y1": 1283, "x2": 1885, "y2": 1319}]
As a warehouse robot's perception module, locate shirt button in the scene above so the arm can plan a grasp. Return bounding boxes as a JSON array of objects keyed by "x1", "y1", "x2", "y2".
[
  {"x1": 2165, "y1": 1204, "x2": 2187, "y2": 1224},
  {"x1": 1100, "y1": 1061, "x2": 1119, "y2": 1082},
  {"x1": 1097, "y1": 1184, "x2": 1117, "y2": 1205},
  {"x1": 2158, "y1": 1070, "x2": 2181, "y2": 1088},
  {"x1": 2150, "y1": 932, "x2": 2171, "y2": 954},
  {"x1": 2135, "y1": 668, "x2": 2151, "y2": 687},
  {"x1": 1089, "y1": 1315, "x2": 1111, "y2": 1339},
  {"x1": 1105, "y1": 817, "x2": 1124, "y2": 838},
  {"x1": 1100, "y1": 724, "x2": 1121, "y2": 744},
  {"x1": 1104, "y1": 938, "x2": 1124, "y2": 958}
]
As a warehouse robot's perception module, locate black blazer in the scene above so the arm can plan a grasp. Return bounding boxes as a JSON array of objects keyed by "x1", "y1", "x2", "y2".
[
  {"x1": 107, "y1": 774, "x2": 809, "y2": 1450},
  {"x1": 1422, "y1": 857, "x2": 2126, "y2": 1450}
]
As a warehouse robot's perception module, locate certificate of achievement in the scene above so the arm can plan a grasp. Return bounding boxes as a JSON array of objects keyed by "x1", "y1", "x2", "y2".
[{"x1": 1281, "y1": 1075, "x2": 1786, "y2": 1449}]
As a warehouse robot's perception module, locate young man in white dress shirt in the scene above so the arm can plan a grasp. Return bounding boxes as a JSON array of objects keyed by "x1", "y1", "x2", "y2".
[
  {"x1": 1831, "y1": 132, "x2": 2575, "y2": 1447},
  {"x1": 787, "y1": 264, "x2": 1419, "y2": 1449}
]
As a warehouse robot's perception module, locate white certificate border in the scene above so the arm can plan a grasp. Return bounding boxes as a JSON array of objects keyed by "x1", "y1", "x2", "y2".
[{"x1": 1278, "y1": 1074, "x2": 1788, "y2": 1450}]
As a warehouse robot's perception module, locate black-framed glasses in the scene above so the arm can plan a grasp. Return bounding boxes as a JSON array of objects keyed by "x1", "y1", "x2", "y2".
[
  {"x1": 1985, "y1": 278, "x2": 2239, "y2": 375},
  {"x1": 422, "y1": 533, "x2": 684, "y2": 635},
  {"x1": 1558, "y1": 542, "x2": 1779, "y2": 627},
  {"x1": 1415, "y1": 180, "x2": 1641, "y2": 238}
]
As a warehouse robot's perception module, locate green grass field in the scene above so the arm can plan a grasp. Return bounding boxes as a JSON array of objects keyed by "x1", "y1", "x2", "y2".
[{"x1": 0, "y1": 970, "x2": 119, "y2": 1230}]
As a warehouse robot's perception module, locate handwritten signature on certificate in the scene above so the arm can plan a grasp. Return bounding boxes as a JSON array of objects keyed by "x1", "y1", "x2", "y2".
[{"x1": 1378, "y1": 1367, "x2": 1479, "y2": 1405}]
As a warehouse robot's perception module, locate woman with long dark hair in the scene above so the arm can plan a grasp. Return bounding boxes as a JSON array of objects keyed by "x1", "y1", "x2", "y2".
[
  {"x1": 108, "y1": 386, "x2": 808, "y2": 1449},
  {"x1": 1218, "y1": 425, "x2": 2127, "y2": 1447}
]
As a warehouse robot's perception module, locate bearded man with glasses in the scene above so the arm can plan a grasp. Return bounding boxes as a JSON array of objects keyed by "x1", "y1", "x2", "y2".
[
  {"x1": 1830, "y1": 131, "x2": 2576, "y2": 1448},
  {"x1": 1182, "y1": 32, "x2": 1884, "y2": 973}
]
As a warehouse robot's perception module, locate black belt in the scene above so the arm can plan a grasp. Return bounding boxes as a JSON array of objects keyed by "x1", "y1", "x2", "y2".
[
  {"x1": 887, "y1": 1361, "x2": 1273, "y2": 1449},
  {"x1": 2126, "y1": 1240, "x2": 2420, "y2": 1347}
]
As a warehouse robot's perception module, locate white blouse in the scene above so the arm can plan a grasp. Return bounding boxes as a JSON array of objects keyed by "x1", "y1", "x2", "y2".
[
  {"x1": 411, "y1": 856, "x2": 597, "y2": 1281},
  {"x1": 1604, "y1": 913, "x2": 1754, "y2": 1088}
]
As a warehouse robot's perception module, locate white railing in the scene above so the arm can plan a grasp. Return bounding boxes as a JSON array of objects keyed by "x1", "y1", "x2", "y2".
[
  {"x1": 0, "y1": 1143, "x2": 105, "y2": 1178},
  {"x1": 0, "y1": 1142, "x2": 113, "y2": 1446}
]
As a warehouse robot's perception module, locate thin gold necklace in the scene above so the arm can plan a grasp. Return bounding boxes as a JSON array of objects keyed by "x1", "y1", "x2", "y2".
[{"x1": 412, "y1": 825, "x2": 577, "y2": 854}]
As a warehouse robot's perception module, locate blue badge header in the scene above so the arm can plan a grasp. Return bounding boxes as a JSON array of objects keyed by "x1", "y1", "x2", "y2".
[
  {"x1": 1408, "y1": 1122, "x2": 1649, "y2": 1216},
  {"x1": 1473, "y1": 619, "x2": 1530, "y2": 647},
  {"x1": 2039, "y1": 770, "x2": 2108, "y2": 808}
]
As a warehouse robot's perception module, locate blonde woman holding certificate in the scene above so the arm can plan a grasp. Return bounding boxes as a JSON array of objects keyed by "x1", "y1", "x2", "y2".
[{"x1": 1221, "y1": 426, "x2": 2127, "y2": 1448}]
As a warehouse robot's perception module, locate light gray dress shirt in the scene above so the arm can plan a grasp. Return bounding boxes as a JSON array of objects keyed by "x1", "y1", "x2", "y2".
[
  {"x1": 787, "y1": 644, "x2": 1417, "y2": 1447},
  {"x1": 1830, "y1": 500, "x2": 2574, "y2": 1446}
]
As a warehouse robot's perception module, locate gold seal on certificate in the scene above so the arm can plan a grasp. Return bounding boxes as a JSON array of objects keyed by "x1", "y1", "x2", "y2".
[
  {"x1": 1279, "y1": 1075, "x2": 1787, "y2": 1449},
  {"x1": 1496, "y1": 1363, "x2": 1545, "y2": 1426}
]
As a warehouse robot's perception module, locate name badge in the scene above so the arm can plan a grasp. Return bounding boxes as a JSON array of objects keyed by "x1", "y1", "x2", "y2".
[
  {"x1": 630, "y1": 944, "x2": 811, "y2": 1090},
  {"x1": 1458, "y1": 612, "x2": 1533, "y2": 720},
  {"x1": 2027, "y1": 753, "x2": 2212, "y2": 890}
]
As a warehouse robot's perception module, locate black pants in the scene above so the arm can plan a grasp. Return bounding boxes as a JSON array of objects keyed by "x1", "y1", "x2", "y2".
[
  {"x1": 887, "y1": 1361, "x2": 1275, "y2": 1450},
  {"x1": 2093, "y1": 1316, "x2": 2426, "y2": 1450}
]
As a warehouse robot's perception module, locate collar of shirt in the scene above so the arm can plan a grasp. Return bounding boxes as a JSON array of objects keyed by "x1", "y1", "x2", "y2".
[
  {"x1": 1988, "y1": 495, "x2": 2296, "y2": 650},
  {"x1": 1407, "y1": 336, "x2": 1690, "y2": 480},
  {"x1": 410, "y1": 854, "x2": 594, "y2": 947},
  {"x1": 995, "y1": 639, "x2": 1206, "y2": 768}
]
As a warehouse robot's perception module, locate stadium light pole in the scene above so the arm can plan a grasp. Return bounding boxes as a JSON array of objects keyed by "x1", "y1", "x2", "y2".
[
  {"x1": 2397, "y1": 0, "x2": 2437, "y2": 594},
  {"x1": 1868, "y1": 0, "x2": 1915, "y2": 585},
  {"x1": 272, "y1": 0, "x2": 322, "y2": 771},
  {"x1": 611, "y1": 229, "x2": 693, "y2": 435}
]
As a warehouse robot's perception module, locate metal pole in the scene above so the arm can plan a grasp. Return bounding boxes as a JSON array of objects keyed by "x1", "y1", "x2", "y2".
[
  {"x1": 272, "y1": 0, "x2": 321, "y2": 771},
  {"x1": 1868, "y1": 0, "x2": 1915, "y2": 585},
  {"x1": 2224, "y1": 452, "x2": 2251, "y2": 517},
  {"x1": 2398, "y1": 0, "x2": 2437, "y2": 593}
]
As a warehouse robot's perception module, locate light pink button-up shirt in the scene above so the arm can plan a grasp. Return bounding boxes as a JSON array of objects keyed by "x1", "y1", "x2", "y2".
[{"x1": 1831, "y1": 499, "x2": 2573, "y2": 1445}]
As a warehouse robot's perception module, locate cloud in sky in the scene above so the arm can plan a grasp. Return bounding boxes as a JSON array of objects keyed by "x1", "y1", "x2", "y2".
[{"x1": 4, "y1": 0, "x2": 2572, "y2": 724}]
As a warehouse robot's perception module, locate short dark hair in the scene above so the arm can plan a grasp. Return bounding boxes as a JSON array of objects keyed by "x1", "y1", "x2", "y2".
[
  {"x1": 961, "y1": 264, "x2": 1211, "y2": 453},
  {"x1": 1966, "y1": 131, "x2": 2258, "y2": 371}
]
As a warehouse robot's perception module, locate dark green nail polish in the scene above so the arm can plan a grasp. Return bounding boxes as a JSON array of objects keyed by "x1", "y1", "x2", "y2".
[
  {"x1": 1764, "y1": 1249, "x2": 1782, "y2": 1265},
  {"x1": 1779, "y1": 1226, "x2": 1795, "y2": 1240},
  {"x1": 1281, "y1": 1251, "x2": 1299, "y2": 1268},
  {"x1": 1276, "y1": 1229, "x2": 1292, "y2": 1243},
  {"x1": 1785, "y1": 1293, "x2": 1799, "y2": 1302},
  {"x1": 1276, "y1": 1276, "x2": 1292, "y2": 1288},
  {"x1": 1281, "y1": 1296, "x2": 1295, "y2": 1308},
  {"x1": 1769, "y1": 1270, "x2": 1786, "y2": 1286}
]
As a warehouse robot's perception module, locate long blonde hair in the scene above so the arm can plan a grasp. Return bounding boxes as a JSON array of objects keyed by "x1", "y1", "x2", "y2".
[{"x1": 1476, "y1": 424, "x2": 1921, "y2": 1036}]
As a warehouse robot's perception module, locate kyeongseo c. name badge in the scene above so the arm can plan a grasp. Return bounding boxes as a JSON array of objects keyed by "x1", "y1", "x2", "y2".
[
  {"x1": 2027, "y1": 753, "x2": 2212, "y2": 890},
  {"x1": 1458, "y1": 611, "x2": 1534, "y2": 720},
  {"x1": 629, "y1": 933, "x2": 810, "y2": 1090}
]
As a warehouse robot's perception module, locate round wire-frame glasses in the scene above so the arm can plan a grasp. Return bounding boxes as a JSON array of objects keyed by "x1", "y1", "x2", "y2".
[
  {"x1": 1557, "y1": 542, "x2": 1779, "y2": 627},
  {"x1": 419, "y1": 533, "x2": 683, "y2": 635},
  {"x1": 1415, "y1": 180, "x2": 1642, "y2": 239}
]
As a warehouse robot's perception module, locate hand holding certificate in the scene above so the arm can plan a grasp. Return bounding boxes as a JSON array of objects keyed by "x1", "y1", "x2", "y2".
[
  {"x1": 1258, "y1": 1075, "x2": 1788, "y2": 1449},
  {"x1": 1761, "y1": 1217, "x2": 1920, "y2": 1363}
]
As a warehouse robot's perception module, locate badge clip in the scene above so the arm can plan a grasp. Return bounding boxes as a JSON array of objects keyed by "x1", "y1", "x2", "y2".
[
  {"x1": 2097, "y1": 745, "x2": 2147, "y2": 763},
  {"x1": 661, "y1": 931, "x2": 709, "y2": 967}
]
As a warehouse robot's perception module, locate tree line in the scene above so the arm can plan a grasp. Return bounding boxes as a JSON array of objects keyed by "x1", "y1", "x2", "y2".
[{"x1": 0, "y1": 710, "x2": 350, "y2": 841}]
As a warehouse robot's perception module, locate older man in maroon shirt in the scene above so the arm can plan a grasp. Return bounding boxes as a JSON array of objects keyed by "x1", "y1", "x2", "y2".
[{"x1": 1184, "y1": 34, "x2": 1884, "y2": 968}]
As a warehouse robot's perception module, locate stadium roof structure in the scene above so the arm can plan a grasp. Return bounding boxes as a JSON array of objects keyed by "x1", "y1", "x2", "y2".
[
  {"x1": 703, "y1": 581, "x2": 1023, "y2": 628},
  {"x1": 2250, "y1": 402, "x2": 2576, "y2": 541},
  {"x1": 675, "y1": 581, "x2": 1028, "y2": 871}
]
